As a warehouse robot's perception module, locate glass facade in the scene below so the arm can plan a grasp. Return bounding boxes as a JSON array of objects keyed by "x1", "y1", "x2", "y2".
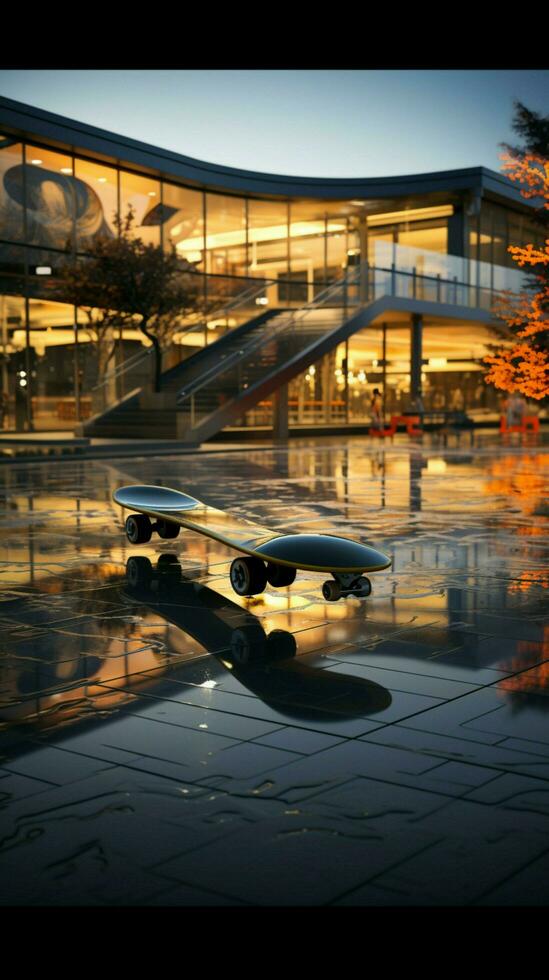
[{"x1": 0, "y1": 122, "x2": 540, "y2": 432}]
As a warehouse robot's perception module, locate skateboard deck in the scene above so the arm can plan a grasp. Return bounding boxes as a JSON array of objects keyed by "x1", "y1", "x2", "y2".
[{"x1": 113, "y1": 484, "x2": 391, "y2": 601}]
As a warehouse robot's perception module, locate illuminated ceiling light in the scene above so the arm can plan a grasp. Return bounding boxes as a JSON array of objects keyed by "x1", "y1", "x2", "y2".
[
  {"x1": 148, "y1": 191, "x2": 156, "y2": 196},
  {"x1": 350, "y1": 200, "x2": 367, "y2": 206},
  {"x1": 372, "y1": 359, "x2": 378, "y2": 367},
  {"x1": 358, "y1": 371, "x2": 366, "y2": 382},
  {"x1": 305, "y1": 374, "x2": 311, "y2": 381},
  {"x1": 309, "y1": 366, "x2": 315, "y2": 375},
  {"x1": 428, "y1": 357, "x2": 448, "y2": 368},
  {"x1": 30, "y1": 159, "x2": 42, "y2": 165},
  {"x1": 255, "y1": 296, "x2": 268, "y2": 305},
  {"x1": 19, "y1": 378, "x2": 27, "y2": 387},
  {"x1": 200, "y1": 680, "x2": 217, "y2": 689},
  {"x1": 368, "y1": 205, "x2": 454, "y2": 227},
  {"x1": 60, "y1": 167, "x2": 73, "y2": 174},
  {"x1": 176, "y1": 219, "x2": 346, "y2": 254},
  {"x1": 97, "y1": 177, "x2": 107, "y2": 183},
  {"x1": 35, "y1": 266, "x2": 52, "y2": 276}
]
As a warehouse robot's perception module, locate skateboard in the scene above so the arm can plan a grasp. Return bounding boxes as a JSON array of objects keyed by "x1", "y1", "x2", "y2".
[{"x1": 113, "y1": 484, "x2": 392, "y2": 601}]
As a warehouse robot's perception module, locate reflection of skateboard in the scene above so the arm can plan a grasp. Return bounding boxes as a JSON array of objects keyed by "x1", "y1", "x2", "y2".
[
  {"x1": 113, "y1": 484, "x2": 391, "y2": 602},
  {"x1": 123, "y1": 555, "x2": 392, "y2": 721}
]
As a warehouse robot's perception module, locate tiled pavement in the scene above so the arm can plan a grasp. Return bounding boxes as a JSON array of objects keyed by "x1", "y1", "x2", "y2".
[{"x1": 0, "y1": 434, "x2": 548, "y2": 905}]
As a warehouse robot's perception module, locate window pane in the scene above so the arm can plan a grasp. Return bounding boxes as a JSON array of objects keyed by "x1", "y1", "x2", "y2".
[
  {"x1": 27, "y1": 298, "x2": 77, "y2": 430},
  {"x1": 0, "y1": 292, "x2": 25, "y2": 430},
  {"x1": 205, "y1": 192, "x2": 246, "y2": 278},
  {"x1": 348, "y1": 329, "x2": 384, "y2": 421},
  {"x1": 163, "y1": 183, "x2": 204, "y2": 268},
  {"x1": 0, "y1": 137, "x2": 24, "y2": 243},
  {"x1": 74, "y1": 157, "x2": 118, "y2": 249},
  {"x1": 24, "y1": 145, "x2": 75, "y2": 251},
  {"x1": 288, "y1": 342, "x2": 347, "y2": 426},
  {"x1": 289, "y1": 200, "x2": 326, "y2": 293},
  {"x1": 120, "y1": 171, "x2": 161, "y2": 245},
  {"x1": 398, "y1": 222, "x2": 447, "y2": 253},
  {"x1": 248, "y1": 199, "x2": 288, "y2": 306}
]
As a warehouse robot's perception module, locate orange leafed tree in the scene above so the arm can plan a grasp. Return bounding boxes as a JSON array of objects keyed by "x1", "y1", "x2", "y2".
[{"x1": 484, "y1": 152, "x2": 549, "y2": 400}]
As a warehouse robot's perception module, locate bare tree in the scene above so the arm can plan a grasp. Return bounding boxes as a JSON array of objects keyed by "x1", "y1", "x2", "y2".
[{"x1": 58, "y1": 207, "x2": 206, "y2": 392}]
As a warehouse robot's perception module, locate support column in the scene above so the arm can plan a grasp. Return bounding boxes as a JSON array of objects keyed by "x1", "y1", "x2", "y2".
[
  {"x1": 410, "y1": 313, "x2": 423, "y2": 410},
  {"x1": 382, "y1": 322, "x2": 387, "y2": 419},
  {"x1": 272, "y1": 383, "x2": 288, "y2": 441}
]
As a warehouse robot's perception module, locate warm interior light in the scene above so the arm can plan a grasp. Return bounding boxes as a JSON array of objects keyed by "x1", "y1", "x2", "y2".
[
  {"x1": 428, "y1": 357, "x2": 448, "y2": 368},
  {"x1": 148, "y1": 191, "x2": 156, "y2": 196},
  {"x1": 35, "y1": 267, "x2": 52, "y2": 276},
  {"x1": 175, "y1": 219, "x2": 346, "y2": 254},
  {"x1": 60, "y1": 167, "x2": 73, "y2": 174},
  {"x1": 30, "y1": 159, "x2": 42, "y2": 165},
  {"x1": 368, "y1": 205, "x2": 453, "y2": 227},
  {"x1": 97, "y1": 177, "x2": 107, "y2": 183}
]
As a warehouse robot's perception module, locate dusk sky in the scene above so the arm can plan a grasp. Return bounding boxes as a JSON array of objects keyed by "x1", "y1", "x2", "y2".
[{"x1": 0, "y1": 69, "x2": 547, "y2": 178}]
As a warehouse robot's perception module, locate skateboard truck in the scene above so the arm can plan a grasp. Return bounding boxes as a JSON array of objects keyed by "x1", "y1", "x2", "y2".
[{"x1": 322, "y1": 573, "x2": 372, "y2": 602}]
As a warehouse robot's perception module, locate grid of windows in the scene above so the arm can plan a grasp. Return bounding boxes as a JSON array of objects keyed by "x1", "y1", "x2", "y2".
[{"x1": 0, "y1": 131, "x2": 539, "y2": 432}]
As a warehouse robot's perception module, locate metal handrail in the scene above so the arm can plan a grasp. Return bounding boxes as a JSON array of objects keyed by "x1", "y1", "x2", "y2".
[
  {"x1": 177, "y1": 266, "x2": 358, "y2": 401},
  {"x1": 176, "y1": 258, "x2": 528, "y2": 412},
  {"x1": 90, "y1": 276, "x2": 273, "y2": 394}
]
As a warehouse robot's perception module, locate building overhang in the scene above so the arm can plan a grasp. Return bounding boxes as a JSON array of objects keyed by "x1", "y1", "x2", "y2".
[{"x1": 0, "y1": 95, "x2": 535, "y2": 213}]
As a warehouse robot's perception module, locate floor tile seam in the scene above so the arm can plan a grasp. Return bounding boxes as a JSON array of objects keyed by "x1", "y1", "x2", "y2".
[
  {"x1": 248, "y1": 733, "x2": 347, "y2": 756},
  {"x1": 91, "y1": 677, "x2": 385, "y2": 738},
  {"x1": 136, "y1": 874, "x2": 253, "y2": 906},
  {"x1": 322, "y1": 652, "x2": 487, "y2": 688},
  {"x1": 257, "y1": 764, "x2": 504, "y2": 807},
  {"x1": 326, "y1": 836, "x2": 445, "y2": 906},
  {"x1": 0, "y1": 785, "x2": 132, "y2": 826},
  {"x1": 147, "y1": 826, "x2": 263, "y2": 885},
  {"x1": 325, "y1": 661, "x2": 479, "y2": 698},
  {"x1": 369, "y1": 726, "x2": 549, "y2": 785},
  {"x1": 0, "y1": 766, "x2": 59, "y2": 791},
  {"x1": 361, "y1": 661, "x2": 549, "y2": 731},
  {"x1": 470, "y1": 843, "x2": 549, "y2": 906}
]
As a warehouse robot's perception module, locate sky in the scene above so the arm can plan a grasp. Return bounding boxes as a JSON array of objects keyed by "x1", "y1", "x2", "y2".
[{"x1": 0, "y1": 69, "x2": 547, "y2": 178}]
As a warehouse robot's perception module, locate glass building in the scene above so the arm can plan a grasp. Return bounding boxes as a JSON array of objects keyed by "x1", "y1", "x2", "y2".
[{"x1": 0, "y1": 95, "x2": 542, "y2": 437}]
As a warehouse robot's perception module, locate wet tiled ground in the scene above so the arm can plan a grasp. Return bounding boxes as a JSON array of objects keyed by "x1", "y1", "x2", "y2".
[{"x1": 0, "y1": 433, "x2": 548, "y2": 906}]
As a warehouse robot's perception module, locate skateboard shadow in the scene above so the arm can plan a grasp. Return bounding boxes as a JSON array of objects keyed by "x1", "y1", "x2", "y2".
[{"x1": 122, "y1": 555, "x2": 392, "y2": 722}]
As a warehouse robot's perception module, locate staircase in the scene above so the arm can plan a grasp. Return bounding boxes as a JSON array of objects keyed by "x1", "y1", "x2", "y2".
[
  {"x1": 81, "y1": 308, "x2": 284, "y2": 439},
  {"x1": 83, "y1": 252, "x2": 519, "y2": 442}
]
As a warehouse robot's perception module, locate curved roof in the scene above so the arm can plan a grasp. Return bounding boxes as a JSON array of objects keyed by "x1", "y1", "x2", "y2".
[{"x1": 0, "y1": 94, "x2": 531, "y2": 209}]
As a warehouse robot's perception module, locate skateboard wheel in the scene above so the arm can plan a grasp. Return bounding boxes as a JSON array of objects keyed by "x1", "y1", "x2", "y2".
[
  {"x1": 230, "y1": 556, "x2": 268, "y2": 596},
  {"x1": 322, "y1": 580, "x2": 341, "y2": 602},
  {"x1": 125, "y1": 514, "x2": 152, "y2": 544},
  {"x1": 126, "y1": 556, "x2": 153, "y2": 587},
  {"x1": 157, "y1": 553, "x2": 182, "y2": 578},
  {"x1": 266, "y1": 563, "x2": 297, "y2": 588},
  {"x1": 266, "y1": 630, "x2": 297, "y2": 660},
  {"x1": 230, "y1": 626, "x2": 267, "y2": 663},
  {"x1": 156, "y1": 519, "x2": 180, "y2": 539},
  {"x1": 356, "y1": 576, "x2": 372, "y2": 597}
]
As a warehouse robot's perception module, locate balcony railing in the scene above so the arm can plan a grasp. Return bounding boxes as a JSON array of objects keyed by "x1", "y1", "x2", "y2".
[
  {"x1": 89, "y1": 244, "x2": 530, "y2": 417},
  {"x1": 176, "y1": 253, "x2": 530, "y2": 435}
]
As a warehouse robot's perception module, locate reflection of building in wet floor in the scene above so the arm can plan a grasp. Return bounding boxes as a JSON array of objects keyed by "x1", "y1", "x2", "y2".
[{"x1": 0, "y1": 558, "x2": 392, "y2": 737}]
